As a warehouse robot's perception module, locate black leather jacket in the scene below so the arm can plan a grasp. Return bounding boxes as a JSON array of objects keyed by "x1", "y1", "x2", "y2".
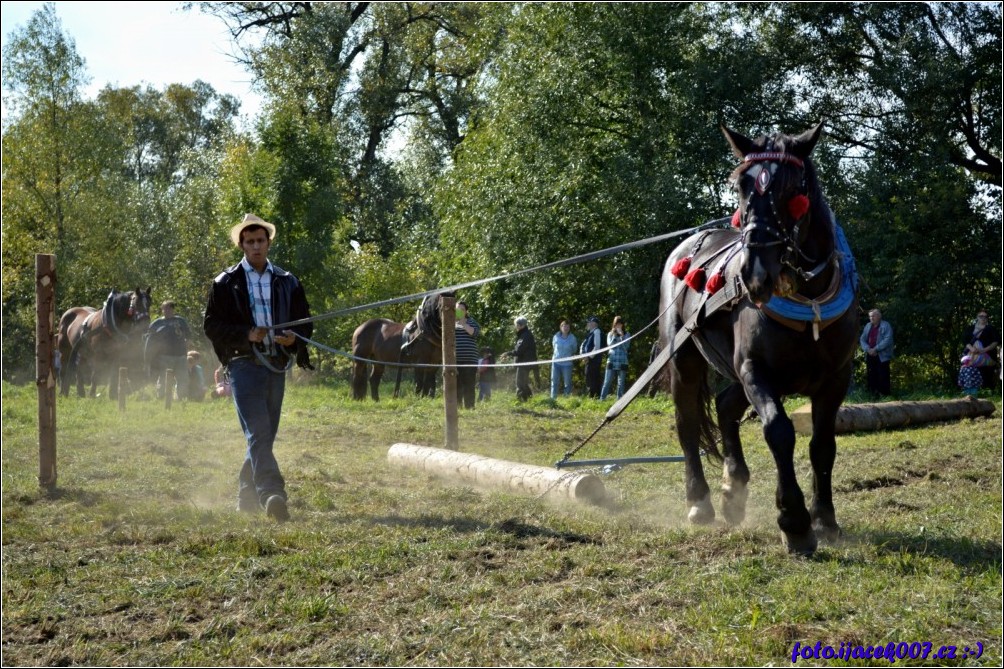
[
  {"x1": 203, "y1": 261, "x2": 313, "y2": 368},
  {"x1": 508, "y1": 327, "x2": 537, "y2": 363}
]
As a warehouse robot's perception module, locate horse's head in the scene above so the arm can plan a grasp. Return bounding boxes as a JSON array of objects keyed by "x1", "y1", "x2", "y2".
[
  {"x1": 416, "y1": 291, "x2": 456, "y2": 343},
  {"x1": 128, "y1": 287, "x2": 153, "y2": 325},
  {"x1": 105, "y1": 287, "x2": 153, "y2": 335},
  {"x1": 724, "y1": 123, "x2": 828, "y2": 305}
]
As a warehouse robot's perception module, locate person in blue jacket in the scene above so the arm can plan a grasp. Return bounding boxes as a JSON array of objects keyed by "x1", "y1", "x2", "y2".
[{"x1": 550, "y1": 319, "x2": 578, "y2": 399}]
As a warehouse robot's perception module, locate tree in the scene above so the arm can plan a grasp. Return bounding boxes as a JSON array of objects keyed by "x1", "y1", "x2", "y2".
[
  {"x1": 198, "y1": 1, "x2": 505, "y2": 256},
  {"x1": 433, "y1": 4, "x2": 799, "y2": 358},
  {"x1": 759, "y1": 2, "x2": 1001, "y2": 188},
  {"x1": 1, "y1": 4, "x2": 109, "y2": 377}
]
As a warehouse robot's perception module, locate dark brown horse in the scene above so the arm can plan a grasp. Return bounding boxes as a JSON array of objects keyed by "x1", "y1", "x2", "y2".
[
  {"x1": 659, "y1": 123, "x2": 858, "y2": 556},
  {"x1": 57, "y1": 288, "x2": 153, "y2": 398},
  {"x1": 350, "y1": 318, "x2": 441, "y2": 400}
]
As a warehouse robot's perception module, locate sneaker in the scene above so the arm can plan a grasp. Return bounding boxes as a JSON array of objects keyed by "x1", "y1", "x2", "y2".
[{"x1": 265, "y1": 494, "x2": 290, "y2": 523}]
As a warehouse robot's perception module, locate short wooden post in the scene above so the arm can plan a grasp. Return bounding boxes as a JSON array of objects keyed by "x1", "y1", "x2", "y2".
[
  {"x1": 441, "y1": 296, "x2": 458, "y2": 450},
  {"x1": 36, "y1": 254, "x2": 57, "y2": 490},
  {"x1": 118, "y1": 367, "x2": 128, "y2": 412},
  {"x1": 164, "y1": 369, "x2": 175, "y2": 410}
]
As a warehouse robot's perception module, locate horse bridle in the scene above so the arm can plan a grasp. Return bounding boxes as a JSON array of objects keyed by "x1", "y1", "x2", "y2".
[
  {"x1": 736, "y1": 144, "x2": 830, "y2": 282},
  {"x1": 103, "y1": 290, "x2": 150, "y2": 339}
]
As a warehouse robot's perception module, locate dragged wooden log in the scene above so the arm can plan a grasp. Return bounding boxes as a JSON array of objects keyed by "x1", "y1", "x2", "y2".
[
  {"x1": 388, "y1": 443, "x2": 606, "y2": 505},
  {"x1": 791, "y1": 398, "x2": 996, "y2": 435}
]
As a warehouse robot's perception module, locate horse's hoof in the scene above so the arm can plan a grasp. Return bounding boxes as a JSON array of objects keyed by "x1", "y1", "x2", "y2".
[
  {"x1": 687, "y1": 495, "x2": 715, "y2": 525},
  {"x1": 720, "y1": 481, "x2": 748, "y2": 526},
  {"x1": 812, "y1": 520, "x2": 842, "y2": 543},
  {"x1": 781, "y1": 530, "x2": 817, "y2": 557}
]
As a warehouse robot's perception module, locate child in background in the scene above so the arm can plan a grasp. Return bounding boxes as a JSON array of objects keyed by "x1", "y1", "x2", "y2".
[
  {"x1": 478, "y1": 347, "x2": 496, "y2": 402},
  {"x1": 958, "y1": 354, "x2": 983, "y2": 397}
]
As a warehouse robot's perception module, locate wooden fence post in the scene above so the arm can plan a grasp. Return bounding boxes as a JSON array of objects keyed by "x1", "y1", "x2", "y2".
[
  {"x1": 36, "y1": 254, "x2": 57, "y2": 490},
  {"x1": 441, "y1": 297, "x2": 458, "y2": 450}
]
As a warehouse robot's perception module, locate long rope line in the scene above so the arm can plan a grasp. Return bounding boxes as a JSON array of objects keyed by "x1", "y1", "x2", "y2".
[
  {"x1": 292, "y1": 294, "x2": 676, "y2": 370},
  {"x1": 272, "y1": 216, "x2": 731, "y2": 331}
]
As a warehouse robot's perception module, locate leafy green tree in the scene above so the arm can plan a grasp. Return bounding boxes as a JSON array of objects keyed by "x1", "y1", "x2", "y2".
[
  {"x1": 760, "y1": 2, "x2": 1001, "y2": 188},
  {"x1": 1, "y1": 3, "x2": 116, "y2": 378},
  {"x1": 434, "y1": 3, "x2": 796, "y2": 361}
]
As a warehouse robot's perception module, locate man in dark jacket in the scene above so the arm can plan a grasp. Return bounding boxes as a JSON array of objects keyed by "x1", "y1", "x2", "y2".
[
  {"x1": 580, "y1": 315, "x2": 604, "y2": 398},
  {"x1": 503, "y1": 316, "x2": 537, "y2": 401},
  {"x1": 204, "y1": 214, "x2": 313, "y2": 522}
]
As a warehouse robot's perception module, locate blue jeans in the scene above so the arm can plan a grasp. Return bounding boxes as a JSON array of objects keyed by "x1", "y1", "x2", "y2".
[
  {"x1": 600, "y1": 366, "x2": 627, "y2": 399},
  {"x1": 551, "y1": 362, "x2": 573, "y2": 398},
  {"x1": 229, "y1": 358, "x2": 287, "y2": 509}
]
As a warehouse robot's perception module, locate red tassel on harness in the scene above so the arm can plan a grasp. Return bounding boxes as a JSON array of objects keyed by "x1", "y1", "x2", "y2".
[
  {"x1": 731, "y1": 209, "x2": 741, "y2": 228},
  {"x1": 684, "y1": 267, "x2": 706, "y2": 291},
  {"x1": 671, "y1": 256, "x2": 692, "y2": 279},
  {"x1": 706, "y1": 271, "x2": 725, "y2": 295},
  {"x1": 788, "y1": 194, "x2": 810, "y2": 220}
]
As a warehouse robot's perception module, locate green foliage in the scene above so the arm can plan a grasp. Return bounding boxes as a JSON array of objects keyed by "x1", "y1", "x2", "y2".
[{"x1": 2, "y1": 2, "x2": 1000, "y2": 392}]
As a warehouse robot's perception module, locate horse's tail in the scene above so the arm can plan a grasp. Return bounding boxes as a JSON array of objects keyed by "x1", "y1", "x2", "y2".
[
  {"x1": 56, "y1": 309, "x2": 78, "y2": 355},
  {"x1": 349, "y1": 326, "x2": 369, "y2": 401},
  {"x1": 694, "y1": 373, "x2": 723, "y2": 463}
]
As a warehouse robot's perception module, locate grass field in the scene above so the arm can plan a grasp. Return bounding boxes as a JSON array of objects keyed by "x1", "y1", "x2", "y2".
[{"x1": 2, "y1": 378, "x2": 1001, "y2": 666}]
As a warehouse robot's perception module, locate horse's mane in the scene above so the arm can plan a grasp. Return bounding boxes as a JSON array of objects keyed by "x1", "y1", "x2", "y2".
[{"x1": 416, "y1": 291, "x2": 456, "y2": 340}]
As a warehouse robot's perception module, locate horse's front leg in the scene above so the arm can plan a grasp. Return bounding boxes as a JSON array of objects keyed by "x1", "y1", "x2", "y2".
[
  {"x1": 716, "y1": 382, "x2": 751, "y2": 526},
  {"x1": 671, "y1": 342, "x2": 715, "y2": 525},
  {"x1": 807, "y1": 365, "x2": 851, "y2": 543},
  {"x1": 742, "y1": 361, "x2": 814, "y2": 556}
]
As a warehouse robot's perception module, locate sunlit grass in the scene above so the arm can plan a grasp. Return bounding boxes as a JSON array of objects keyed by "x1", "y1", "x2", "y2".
[{"x1": 2, "y1": 380, "x2": 1001, "y2": 665}]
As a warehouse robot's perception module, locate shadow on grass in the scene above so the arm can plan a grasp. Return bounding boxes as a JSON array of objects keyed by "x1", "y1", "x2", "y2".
[
  {"x1": 840, "y1": 531, "x2": 1001, "y2": 574},
  {"x1": 40, "y1": 486, "x2": 104, "y2": 507},
  {"x1": 368, "y1": 513, "x2": 600, "y2": 545}
]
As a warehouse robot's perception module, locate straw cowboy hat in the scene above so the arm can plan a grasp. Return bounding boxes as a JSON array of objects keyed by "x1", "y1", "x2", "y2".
[{"x1": 229, "y1": 213, "x2": 276, "y2": 248}]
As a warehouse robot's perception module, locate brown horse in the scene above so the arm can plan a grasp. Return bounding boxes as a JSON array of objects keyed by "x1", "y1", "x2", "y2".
[
  {"x1": 350, "y1": 318, "x2": 441, "y2": 400},
  {"x1": 57, "y1": 288, "x2": 152, "y2": 398}
]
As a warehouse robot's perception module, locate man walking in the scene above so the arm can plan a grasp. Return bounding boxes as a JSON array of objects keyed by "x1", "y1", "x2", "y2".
[{"x1": 204, "y1": 214, "x2": 313, "y2": 522}]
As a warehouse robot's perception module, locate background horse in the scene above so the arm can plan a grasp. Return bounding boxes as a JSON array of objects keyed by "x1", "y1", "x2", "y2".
[
  {"x1": 659, "y1": 123, "x2": 858, "y2": 556},
  {"x1": 57, "y1": 288, "x2": 153, "y2": 398},
  {"x1": 350, "y1": 318, "x2": 441, "y2": 401}
]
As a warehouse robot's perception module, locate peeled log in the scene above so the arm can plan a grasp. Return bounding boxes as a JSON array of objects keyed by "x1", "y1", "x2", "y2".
[
  {"x1": 791, "y1": 398, "x2": 996, "y2": 435},
  {"x1": 388, "y1": 443, "x2": 606, "y2": 505}
]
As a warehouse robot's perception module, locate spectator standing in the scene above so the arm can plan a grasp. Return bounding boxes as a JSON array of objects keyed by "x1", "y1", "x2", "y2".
[
  {"x1": 454, "y1": 301, "x2": 481, "y2": 409},
  {"x1": 962, "y1": 310, "x2": 1000, "y2": 390},
  {"x1": 203, "y1": 213, "x2": 314, "y2": 522},
  {"x1": 859, "y1": 308, "x2": 894, "y2": 397},
  {"x1": 502, "y1": 316, "x2": 537, "y2": 401},
  {"x1": 580, "y1": 316, "x2": 603, "y2": 398},
  {"x1": 600, "y1": 316, "x2": 630, "y2": 400},
  {"x1": 550, "y1": 319, "x2": 578, "y2": 399},
  {"x1": 149, "y1": 300, "x2": 192, "y2": 400}
]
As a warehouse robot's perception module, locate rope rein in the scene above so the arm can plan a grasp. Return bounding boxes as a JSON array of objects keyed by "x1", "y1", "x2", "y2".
[
  {"x1": 271, "y1": 216, "x2": 731, "y2": 331},
  {"x1": 292, "y1": 294, "x2": 676, "y2": 370}
]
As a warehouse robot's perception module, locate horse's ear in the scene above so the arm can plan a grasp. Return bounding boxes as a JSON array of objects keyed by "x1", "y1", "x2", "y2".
[
  {"x1": 721, "y1": 125, "x2": 759, "y2": 160},
  {"x1": 791, "y1": 121, "x2": 825, "y2": 158}
]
